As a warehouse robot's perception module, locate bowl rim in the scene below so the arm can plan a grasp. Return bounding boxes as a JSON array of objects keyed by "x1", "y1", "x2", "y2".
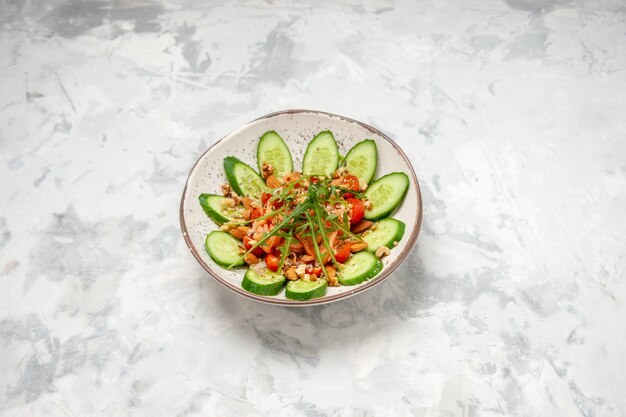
[{"x1": 179, "y1": 109, "x2": 423, "y2": 306}]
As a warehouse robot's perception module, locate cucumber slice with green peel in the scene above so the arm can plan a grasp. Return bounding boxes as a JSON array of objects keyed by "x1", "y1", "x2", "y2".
[
  {"x1": 242, "y1": 268, "x2": 285, "y2": 296},
  {"x1": 257, "y1": 131, "x2": 293, "y2": 176},
  {"x1": 337, "y1": 252, "x2": 383, "y2": 286},
  {"x1": 364, "y1": 172, "x2": 409, "y2": 220},
  {"x1": 198, "y1": 194, "x2": 243, "y2": 225},
  {"x1": 223, "y1": 156, "x2": 267, "y2": 198},
  {"x1": 362, "y1": 218, "x2": 405, "y2": 251},
  {"x1": 343, "y1": 139, "x2": 377, "y2": 185},
  {"x1": 205, "y1": 231, "x2": 244, "y2": 267},
  {"x1": 302, "y1": 131, "x2": 339, "y2": 176},
  {"x1": 285, "y1": 278, "x2": 327, "y2": 300}
]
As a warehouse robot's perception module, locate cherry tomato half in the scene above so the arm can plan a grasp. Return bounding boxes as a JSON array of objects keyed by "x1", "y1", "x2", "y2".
[
  {"x1": 333, "y1": 243, "x2": 351, "y2": 263},
  {"x1": 310, "y1": 176, "x2": 319, "y2": 184},
  {"x1": 347, "y1": 197, "x2": 364, "y2": 224},
  {"x1": 341, "y1": 175, "x2": 360, "y2": 191},
  {"x1": 306, "y1": 265, "x2": 322, "y2": 277},
  {"x1": 243, "y1": 236, "x2": 264, "y2": 256},
  {"x1": 265, "y1": 252, "x2": 280, "y2": 272}
]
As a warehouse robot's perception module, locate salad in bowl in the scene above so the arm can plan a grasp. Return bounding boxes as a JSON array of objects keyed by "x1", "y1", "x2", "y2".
[{"x1": 198, "y1": 129, "x2": 409, "y2": 301}]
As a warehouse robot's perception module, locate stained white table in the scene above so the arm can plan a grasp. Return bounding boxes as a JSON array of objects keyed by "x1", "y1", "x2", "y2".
[{"x1": 1, "y1": 1, "x2": 625, "y2": 416}]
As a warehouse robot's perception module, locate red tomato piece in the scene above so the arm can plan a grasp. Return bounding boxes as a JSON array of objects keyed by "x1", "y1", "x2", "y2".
[
  {"x1": 347, "y1": 198, "x2": 364, "y2": 224},
  {"x1": 261, "y1": 192, "x2": 272, "y2": 205},
  {"x1": 333, "y1": 243, "x2": 351, "y2": 263},
  {"x1": 341, "y1": 175, "x2": 360, "y2": 191},
  {"x1": 306, "y1": 265, "x2": 322, "y2": 277},
  {"x1": 243, "y1": 236, "x2": 264, "y2": 256},
  {"x1": 265, "y1": 252, "x2": 280, "y2": 272}
]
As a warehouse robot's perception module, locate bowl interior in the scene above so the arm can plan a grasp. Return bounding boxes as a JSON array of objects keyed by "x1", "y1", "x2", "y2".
[{"x1": 180, "y1": 110, "x2": 421, "y2": 306}]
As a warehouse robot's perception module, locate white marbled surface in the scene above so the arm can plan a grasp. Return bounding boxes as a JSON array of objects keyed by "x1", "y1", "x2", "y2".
[{"x1": 1, "y1": 0, "x2": 625, "y2": 416}]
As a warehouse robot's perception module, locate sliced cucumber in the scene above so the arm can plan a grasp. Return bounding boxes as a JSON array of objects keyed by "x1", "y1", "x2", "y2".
[
  {"x1": 198, "y1": 194, "x2": 243, "y2": 225},
  {"x1": 205, "y1": 231, "x2": 244, "y2": 267},
  {"x1": 338, "y1": 252, "x2": 383, "y2": 286},
  {"x1": 343, "y1": 139, "x2": 377, "y2": 185},
  {"x1": 242, "y1": 268, "x2": 285, "y2": 296},
  {"x1": 257, "y1": 131, "x2": 293, "y2": 177},
  {"x1": 285, "y1": 278, "x2": 327, "y2": 300},
  {"x1": 223, "y1": 156, "x2": 267, "y2": 198},
  {"x1": 364, "y1": 172, "x2": 409, "y2": 220},
  {"x1": 362, "y1": 218, "x2": 405, "y2": 252},
  {"x1": 302, "y1": 131, "x2": 339, "y2": 176}
]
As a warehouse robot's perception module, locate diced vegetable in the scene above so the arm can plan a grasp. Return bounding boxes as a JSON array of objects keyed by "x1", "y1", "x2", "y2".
[{"x1": 364, "y1": 172, "x2": 409, "y2": 220}]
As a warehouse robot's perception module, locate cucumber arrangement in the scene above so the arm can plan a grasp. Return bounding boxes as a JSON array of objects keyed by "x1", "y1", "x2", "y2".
[
  {"x1": 302, "y1": 131, "x2": 339, "y2": 176},
  {"x1": 205, "y1": 231, "x2": 245, "y2": 267},
  {"x1": 285, "y1": 278, "x2": 328, "y2": 301},
  {"x1": 198, "y1": 129, "x2": 410, "y2": 301},
  {"x1": 364, "y1": 172, "x2": 409, "y2": 220},
  {"x1": 337, "y1": 252, "x2": 383, "y2": 286},
  {"x1": 362, "y1": 218, "x2": 406, "y2": 251},
  {"x1": 199, "y1": 194, "x2": 243, "y2": 224},
  {"x1": 343, "y1": 139, "x2": 377, "y2": 185},
  {"x1": 223, "y1": 156, "x2": 267, "y2": 198},
  {"x1": 242, "y1": 268, "x2": 285, "y2": 296},
  {"x1": 257, "y1": 131, "x2": 293, "y2": 176}
]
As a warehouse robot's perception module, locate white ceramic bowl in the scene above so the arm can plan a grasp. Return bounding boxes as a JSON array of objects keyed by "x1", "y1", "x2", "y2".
[{"x1": 180, "y1": 110, "x2": 422, "y2": 306}]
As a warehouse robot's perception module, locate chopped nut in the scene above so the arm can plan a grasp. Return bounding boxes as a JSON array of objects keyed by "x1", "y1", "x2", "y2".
[
  {"x1": 220, "y1": 183, "x2": 231, "y2": 196},
  {"x1": 283, "y1": 172, "x2": 301, "y2": 183},
  {"x1": 325, "y1": 265, "x2": 338, "y2": 286},
  {"x1": 229, "y1": 226, "x2": 250, "y2": 239},
  {"x1": 244, "y1": 253, "x2": 259, "y2": 265},
  {"x1": 243, "y1": 208, "x2": 252, "y2": 220},
  {"x1": 221, "y1": 198, "x2": 236, "y2": 208},
  {"x1": 303, "y1": 273, "x2": 311, "y2": 282},
  {"x1": 241, "y1": 197, "x2": 253, "y2": 210},
  {"x1": 393, "y1": 241, "x2": 398, "y2": 246},
  {"x1": 266, "y1": 175, "x2": 283, "y2": 188},
  {"x1": 261, "y1": 161, "x2": 274, "y2": 179},
  {"x1": 351, "y1": 220, "x2": 374, "y2": 234},
  {"x1": 360, "y1": 182, "x2": 368, "y2": 191},
  {"x1": 375, "y1": 246, "x2": 391, "y2": 258},
  {"x1": 295, "y1": 263, "x2": 307, "y2": 278},
  {"x1": 333, "y1": 167, "x2": 348, "y2": 179},
  {"x1": 349, "y1": 241, "x2": 369, "y2": 253},
  {"x1": 231, "y1": 191, "x2": 240, "y2": 205},
  {"x1": 220, "y1": 223, "x2": 235, "y2": 231},
  {"x1": 363, "y1": 200, "x2": 372, "y2": 209},
  {"x1": 285, "y1": 266, "x2": 298, "y2": 280}
]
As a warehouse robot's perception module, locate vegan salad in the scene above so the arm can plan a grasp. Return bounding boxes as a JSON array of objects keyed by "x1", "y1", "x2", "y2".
[{"x1": 199, "y1": 130, "x2": 409, "y2": 300}]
